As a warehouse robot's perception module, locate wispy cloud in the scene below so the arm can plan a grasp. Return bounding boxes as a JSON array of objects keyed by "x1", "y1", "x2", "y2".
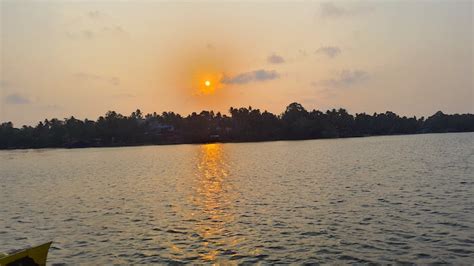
[
  {"x1": 66, "y1": 26, "x2": 125, "y2": 40},
  {"x1": 4, "y1": 93, "x2": 31, "y2": 104},
  {"x1": 0, "y1": 80, "x2": 10, "y2": 88},
  {"x1": 314, "y1": 69, "x2": 369, "y2": 88},
  {"x1": 267, "y1": 53, "x2": 285, "y2": 64},
  {"x1": 112, "y1": 92, "x2": 136, "y2": 99},
  {"x1": 221, "y1": 69, "x2": 280, "y2": 85},
  {"x1": 315, "y1": 46, "x2": 341, "y2": 58},
  {"x1": 102, "y1": 26, "x2": 125, "y2": 34},
  {"x1": 320, "y1": 2, "x2": 345, "y2": 17},
  {"x1": 74, "y1": 72, "x2": 120, "y2": 86},
  {"x1": 87, "y1": 10, "x2": 104, "y2": 20},
  {"x1": 320, "y1": 2, "x2": 374, "y2": 18},
  {"x1": 66, "y1": 30, "x2": 95, "y2": 40},
  {"x1": 206, "y1": 43, "x2": 215, "y2": 50},
  {"x1": 298, "y1": 49, "x2": 308, "y2": 57},
  {"x1": 65, "y1": 11, "x2": 126, "y2": 40}
]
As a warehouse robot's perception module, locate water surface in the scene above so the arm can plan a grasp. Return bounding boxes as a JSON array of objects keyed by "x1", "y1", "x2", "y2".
[{"x1": 1, "y1": 133, "x2": 473, "y2": 264}]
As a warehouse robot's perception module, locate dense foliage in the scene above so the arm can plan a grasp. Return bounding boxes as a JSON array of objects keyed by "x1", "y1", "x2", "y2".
[{"x1": 1, "y1": 102, "x2": 473, "y2": 149}]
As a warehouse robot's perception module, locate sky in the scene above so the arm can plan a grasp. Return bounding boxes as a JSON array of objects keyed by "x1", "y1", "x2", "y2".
[{"x1": 1, "y1": 0, "x2": 473, "y2": 126}]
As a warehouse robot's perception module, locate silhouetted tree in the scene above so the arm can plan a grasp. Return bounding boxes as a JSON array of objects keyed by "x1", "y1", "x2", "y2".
[{"x1": 0, "y1": 103, "x2": 472, "y2": 149}]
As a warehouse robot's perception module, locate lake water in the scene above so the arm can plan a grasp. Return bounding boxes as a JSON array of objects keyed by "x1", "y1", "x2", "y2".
[{"x1": 1, "y1": 133, "x2": 473, "y2": 264}]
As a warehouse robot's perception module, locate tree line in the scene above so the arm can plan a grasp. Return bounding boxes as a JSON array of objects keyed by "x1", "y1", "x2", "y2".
[{"x1": 1, "y1": 102, "x2": 473, "y2": 149}]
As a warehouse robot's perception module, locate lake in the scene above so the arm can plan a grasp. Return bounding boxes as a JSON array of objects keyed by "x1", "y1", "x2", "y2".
[{"x1": 1, "y1": 133, "x2": 473, "y2": 264}]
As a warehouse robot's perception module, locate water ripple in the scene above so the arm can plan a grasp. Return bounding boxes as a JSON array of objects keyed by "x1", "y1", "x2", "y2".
[{"x1": 0, "y1": 133, "x2": 473, "y2": 264}]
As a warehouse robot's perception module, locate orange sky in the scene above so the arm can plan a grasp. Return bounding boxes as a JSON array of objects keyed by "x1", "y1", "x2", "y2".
[{"x1": 1, "y1": 1, "x2": 473, "y2": 126}]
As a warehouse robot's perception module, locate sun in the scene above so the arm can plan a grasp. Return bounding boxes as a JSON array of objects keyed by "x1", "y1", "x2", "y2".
[{"x1": 195, "y1": 74, "x2": 222, "y2": 95}]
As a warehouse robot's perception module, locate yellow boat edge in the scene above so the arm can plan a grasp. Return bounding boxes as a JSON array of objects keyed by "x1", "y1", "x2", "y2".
[{"x1": 0, "y1": 241, "x2": 52, "y2": 266}]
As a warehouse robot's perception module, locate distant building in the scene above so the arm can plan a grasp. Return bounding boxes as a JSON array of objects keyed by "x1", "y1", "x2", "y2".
[
  {"x1": 209, "y1": 134, "x2": 220, "y2": 142},
  {"x1": 147, "y1": 121, "x2": 175, "y2": 134}
]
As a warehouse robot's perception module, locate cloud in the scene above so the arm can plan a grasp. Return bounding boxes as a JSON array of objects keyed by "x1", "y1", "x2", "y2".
[
  {"x1": 4, "y1": 93, "x2": 31, "y2": 104},
  {"x1": 315, "y1": 46, "x2": 341, "y2": 58},
  {"x1": 66, "y1": 26, "x2": 125, "y2": 40},
  {"x1": 221, "y1": 69, "x2": 280, "y2": 85},
  {"x1": 102, "y1": 26, "x2": 125, "y2": 34},
  {"x1": 1, "y1": 81, "x2": 33, "y2": 104},
  {"x1": 74, "y1": 72, "x2": 120, "y2": 86},
  {"x1": 298, "y1": 49, "x2": 308, "y2": 57},
  {"x1": 0, "y1": 80, "x2": 10, "y2": 88},
  {"x1": 320, "y1": 2, "x2": 374, "y2": 18},
  {"x1": 66, "y1": 30, "x2": 95, "y2": 40},
  {"x1": 87, "y1": 10, "x2": 103, "y2": 20},
  {"x1": 267, "y1": 53, "x2": 285, "y2": 64},
  {"x1": 320, "y1": 2, "x2": 346, "y2": 17},
  {"x1": 82, "y1": 30, "x2": 95, "y2": 39},
  {"x1": 206, "y1": 43, "x2": 215, "y2": 50},
  {"x1": 112, "y1": 92, "x2": 136, "y2": 98},
  {"x1": 110, "y1": 77, "x2": 120, "y2": 86},
  {"x1": 65, "y1": 11, "x2": 126, "y2": 40},
  {"x1": 315, "y1": 69, "x2": 369, "y2": 88}
]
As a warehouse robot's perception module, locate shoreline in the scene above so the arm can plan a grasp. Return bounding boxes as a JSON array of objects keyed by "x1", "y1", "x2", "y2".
[{"x1": 1, "y1": 131, "x2": 472, "y2": 151}]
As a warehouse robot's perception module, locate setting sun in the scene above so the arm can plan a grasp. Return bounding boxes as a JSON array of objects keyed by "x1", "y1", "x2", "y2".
[
  {"x1": 194, "y1": 73, "x2": 224, "y2": 96},
  {"x1": 199, "y1": 77, "x2": 216, "y2": 95}
]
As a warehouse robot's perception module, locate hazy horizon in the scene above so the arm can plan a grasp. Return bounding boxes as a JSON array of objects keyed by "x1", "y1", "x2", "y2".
[
  {"x1": 1, "y1": 0, "x2": 473, "y2": 126},
  {"x1": 0, "y1": 101, "x2": 469, "y2": 128}
]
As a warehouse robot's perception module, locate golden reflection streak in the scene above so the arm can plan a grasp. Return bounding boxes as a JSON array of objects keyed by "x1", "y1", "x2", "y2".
[{"x1": 192, "y1": 143, "x2": 238, "y2": 262}]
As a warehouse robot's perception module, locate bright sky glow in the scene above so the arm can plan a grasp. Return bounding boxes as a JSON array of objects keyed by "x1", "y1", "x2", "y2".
[{"x1": 0, "y1": 1, "x2": 472, "y2": 126}]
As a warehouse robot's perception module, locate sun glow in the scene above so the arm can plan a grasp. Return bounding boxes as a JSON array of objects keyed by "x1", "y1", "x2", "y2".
[
  {"x1": 164, "y1": 39, "x2": 241, "y2": 104},
  {"x1": 196, "y1": 73, "x2": 223, "y2": 95}
]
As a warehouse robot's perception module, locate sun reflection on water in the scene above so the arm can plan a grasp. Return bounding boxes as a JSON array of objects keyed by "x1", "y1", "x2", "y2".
[
  {"x1": 165, "y1": 143, "x2": 242, "y2": 262},
  {"x1": 193, "y1": 143, "x2": 238, "y2": 262}
]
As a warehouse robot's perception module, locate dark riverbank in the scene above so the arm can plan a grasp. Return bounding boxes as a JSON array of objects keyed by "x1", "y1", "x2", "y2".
[
  {"x1": 1, "y1": 102, "x2": 473, "y2": 150},
  {"x1": 1, "y1": 132, "x2": 473, "y2": 151}
]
